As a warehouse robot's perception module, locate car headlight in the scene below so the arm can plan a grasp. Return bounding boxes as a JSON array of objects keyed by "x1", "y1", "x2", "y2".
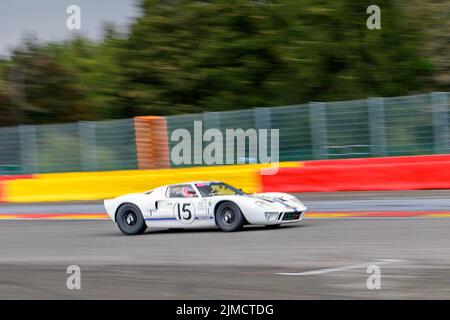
[{"x1": 255, "y1": 200, "x2": 271, "y2": 208}]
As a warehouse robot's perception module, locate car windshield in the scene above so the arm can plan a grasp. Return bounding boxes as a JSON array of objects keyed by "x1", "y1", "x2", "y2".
[{"x1": 195, "y1": 182, "x2": 244, "y2": 197}]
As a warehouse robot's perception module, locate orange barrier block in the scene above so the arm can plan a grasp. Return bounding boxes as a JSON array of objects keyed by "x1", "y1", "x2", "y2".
[{"x1": 134, "y1": 116, "x2": 170, "y2": 169}]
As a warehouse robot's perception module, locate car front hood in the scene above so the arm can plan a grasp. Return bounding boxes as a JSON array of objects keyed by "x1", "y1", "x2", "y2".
[{"x1": 245, "y1": 194, "x2": 305, "y2": 211}]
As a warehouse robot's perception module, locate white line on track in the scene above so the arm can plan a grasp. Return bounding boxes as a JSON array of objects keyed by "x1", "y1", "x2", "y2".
[{"x1": 276, "y1": 259, "x2": 404, "y2": 276}]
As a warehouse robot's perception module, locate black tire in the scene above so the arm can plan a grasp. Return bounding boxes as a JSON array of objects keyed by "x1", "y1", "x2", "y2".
[
  {"x1": 215, "y1": 201, "x2": 245, "y2": 232},
  {"x1": 116, "y1": 203, "x2": 147, "y2": 235}
]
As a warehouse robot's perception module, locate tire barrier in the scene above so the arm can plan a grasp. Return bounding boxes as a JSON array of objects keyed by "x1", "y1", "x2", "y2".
[
  {"x1": 262, "y1": 155, "x2": 450, "y2": 192},
  {"x1": 3, "y1": 154, "x2": 448, "y2": 202},
  {"x1": 0, "y1": 175, "x2": 33, "y2": 202},
  {"x1": 0, "y1": 182, "x2": 4, "y2": 203},
  {"x1": 2, "y1": 162, "x2": 299, "y2": 202},
  {"x1": 304, "y1": 154, "x2": 450, "y2": 166}
]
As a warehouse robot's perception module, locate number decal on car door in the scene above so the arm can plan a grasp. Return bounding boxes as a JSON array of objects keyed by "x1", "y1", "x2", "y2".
[{"x1": 175, "y1": 202, "x2": 195, "y2": 224}]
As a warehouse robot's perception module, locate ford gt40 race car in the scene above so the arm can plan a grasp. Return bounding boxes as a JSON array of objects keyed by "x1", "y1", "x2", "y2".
[{"x1": 104, "y1": 181, "x2": 307, "y2": 235}]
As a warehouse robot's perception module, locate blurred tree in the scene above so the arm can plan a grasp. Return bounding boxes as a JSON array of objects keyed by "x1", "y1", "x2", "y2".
[
  {"x1": 44, "y1": 31, "x2": 126, "y2": 120},
  {"x1": 0, "y1": 58, "x2": 14, "y2": 126},
  {"x1": 4, "y1": 39, "x2": 95, "y2": 124},
  {"x1": 117, "y1": 0, "x2": 431, "y2": 117},
  {"x1": 0, "y1": 0, "x2": 440, "y2": 125},
  {"x1": 404, "y1": 0, "x2": 450, "y2": 91}
]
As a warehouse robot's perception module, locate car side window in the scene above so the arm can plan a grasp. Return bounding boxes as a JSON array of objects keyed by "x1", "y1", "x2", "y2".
[{"x1": 168, "y1": 185, "x2": 198, "y2": 198}]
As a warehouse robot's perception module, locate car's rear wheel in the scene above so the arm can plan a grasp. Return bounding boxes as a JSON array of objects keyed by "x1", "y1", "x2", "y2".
[
  {"x1": 215, "y1": 201, "x2": 245, "y2": 232},
  {"x1": 116, "y1": 204, "x2": 147, "y2": 235}
]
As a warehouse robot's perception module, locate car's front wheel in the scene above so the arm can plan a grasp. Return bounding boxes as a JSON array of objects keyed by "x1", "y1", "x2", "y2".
[
  {"x1": 215, "y1": 201, "x2": 245, "y2": 232},
  {"x1": 116, "y1": 203, "x2": 147, "y2": 235}
]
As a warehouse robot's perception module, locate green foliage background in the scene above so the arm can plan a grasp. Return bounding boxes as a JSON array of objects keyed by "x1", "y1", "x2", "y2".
[{"x1": 0, "y1": 0, "x2": 446, "y2": 126}]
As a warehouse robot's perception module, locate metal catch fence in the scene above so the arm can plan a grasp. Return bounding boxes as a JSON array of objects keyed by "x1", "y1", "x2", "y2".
[{"x1": 0, "y1": 92, "x2": 448, "y2": 174}]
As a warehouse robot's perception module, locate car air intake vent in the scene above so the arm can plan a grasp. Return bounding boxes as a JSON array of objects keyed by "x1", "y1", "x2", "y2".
[{"x1": 282, "y1": 212, "x2": 301, "y2": 221}]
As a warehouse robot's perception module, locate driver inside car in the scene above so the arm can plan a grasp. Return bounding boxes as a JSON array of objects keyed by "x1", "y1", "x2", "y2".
[{"x1": 182, "y1": 186, "x2": 196, "y2": 197}]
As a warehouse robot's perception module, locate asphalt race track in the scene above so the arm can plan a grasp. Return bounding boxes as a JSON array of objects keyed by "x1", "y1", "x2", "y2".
[{"x1": 0, "y1": 190, "x2": 449, "y2": 299}]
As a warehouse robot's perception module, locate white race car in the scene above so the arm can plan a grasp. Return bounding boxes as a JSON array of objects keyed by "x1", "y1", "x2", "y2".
[{"x1": 104, "y1": 181, "x2": 307, "y2": 235}]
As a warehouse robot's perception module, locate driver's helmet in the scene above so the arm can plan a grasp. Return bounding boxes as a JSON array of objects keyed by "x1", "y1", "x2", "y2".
[{"x1": 182, "y1": 186, "x2": 194, "y2": 197}]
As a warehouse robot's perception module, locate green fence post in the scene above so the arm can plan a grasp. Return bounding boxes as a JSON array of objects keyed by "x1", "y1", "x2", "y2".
[
  {"x1": 254, "y1": 107, "x2": 272, "y2": 163},
  {"x1": 201, "y1": 112, "x2": 221, "y2": 165},
  {"x1": 79, "y1": 121, "x2": 98, "y2": 172},
  {"x1": 254, "y1": 107, "x2": 272, "y2": 130},
  {"x1": 431, "y1": 92, "x2": 449, "y2": 154},
  {"x1": 368, "y1": 97, "x2": 387, "y2": 157},
  {"x1": 19, "y1": 125, "x2": 38, "y2": 174},
  {"x1": 309, "y1": 102, "x2": 328, "y2": 159}
]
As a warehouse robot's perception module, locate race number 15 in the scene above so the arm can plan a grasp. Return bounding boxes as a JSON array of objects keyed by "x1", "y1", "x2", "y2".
[{"x1": 177, "y1": 203, "x2": 192, "y2": 220}]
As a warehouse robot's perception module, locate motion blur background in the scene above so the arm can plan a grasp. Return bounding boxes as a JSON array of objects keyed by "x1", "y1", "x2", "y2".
[
  {"x1": 1, "y1": 0, "x2": 450, "y2": 300},
  {"x1": 0, "y1": 0, "x2": 449, "y2": 175}
]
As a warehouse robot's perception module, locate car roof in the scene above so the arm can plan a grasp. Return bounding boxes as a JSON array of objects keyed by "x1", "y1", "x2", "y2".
[
  {"x1": 170, "y1": 181, "x2": 222, "y2": 186},
  {"x1": 146, "y1": 181, "x2": 226, "y2": 194}
]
